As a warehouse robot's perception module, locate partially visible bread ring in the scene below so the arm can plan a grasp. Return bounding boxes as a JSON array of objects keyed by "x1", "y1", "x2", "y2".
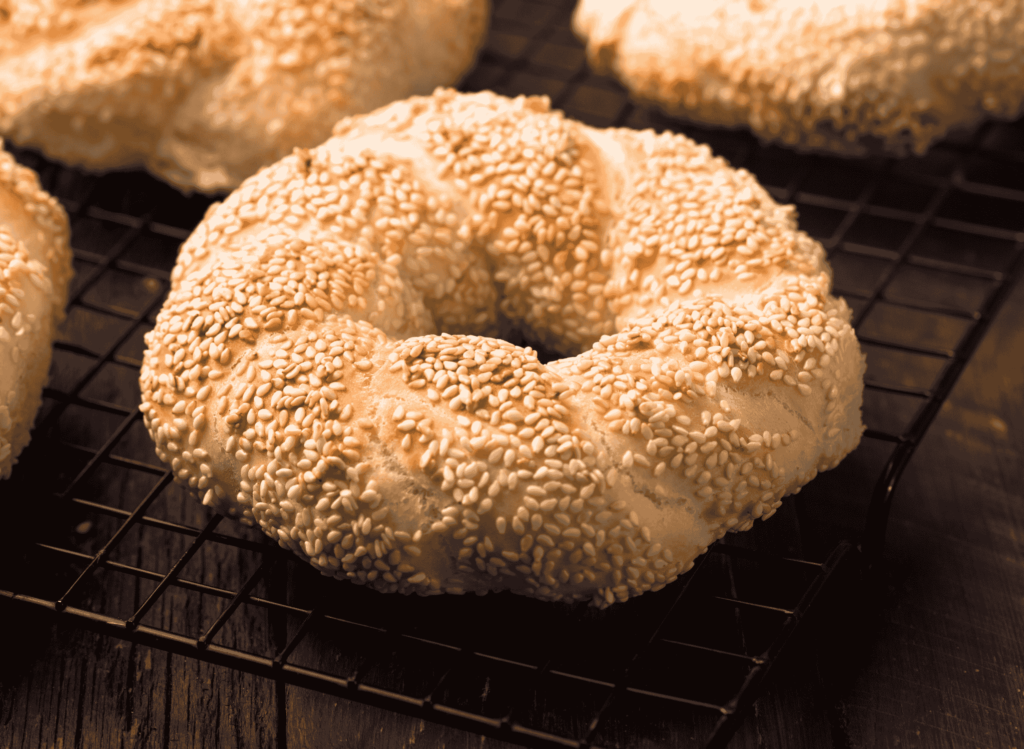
[
  {"x1": 0, "y1": 144, "x2": 73, "y2": 479},
  {"x1": 140, "y1": 89, "x2": 865, "y2": 607},
  {"x1": 0, "y1": 0, "x2": 489, "y2": 193},
  {"x1": 573, "y1": 0, "x2": 1024, "y2": 156}
]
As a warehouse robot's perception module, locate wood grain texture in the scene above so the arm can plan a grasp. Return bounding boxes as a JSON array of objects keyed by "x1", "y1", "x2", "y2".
[
  {"x1": 834, "y1": 275, "x2": 1024, "y2": 749},
  {"x1": 0, "y1": 345, "x2": 280, "y2": 749},
  {"x1": 5, "y1": 278, "x2": 1018, "y2": 749}
]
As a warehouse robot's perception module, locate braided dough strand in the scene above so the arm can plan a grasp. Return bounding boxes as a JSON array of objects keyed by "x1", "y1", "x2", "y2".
[
  {"x1": 0, "y1": 143, "x2": 73, "y2": 478},
  {"x1": 140, "y1": 90, "x2": 864, "y2": 606},
  {"x1": 0, "y1": 0, "x2": 489, "y2": 192},
  {"x1": 574, "y1": 0, "x2": 1024, "y2": 156}
]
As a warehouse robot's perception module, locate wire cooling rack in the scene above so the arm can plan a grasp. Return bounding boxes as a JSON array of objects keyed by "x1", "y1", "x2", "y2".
[{"x1": 2, "y1": 1, "x2": 1023, "y2": 747}]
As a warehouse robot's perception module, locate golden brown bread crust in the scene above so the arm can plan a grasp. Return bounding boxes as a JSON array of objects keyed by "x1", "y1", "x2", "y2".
[
  {"x1": 0, "y1": 142, "x2": 73, "y2": 479},
  {"x1": 573, "y1": 0, "x2": 1024, "y2": 156},
  {"x1": 139, "y1": 90, "x2": 865, "y2": 606},
  {"x1": 0, "y1": 0, "x2": 490, "y2": 192}
]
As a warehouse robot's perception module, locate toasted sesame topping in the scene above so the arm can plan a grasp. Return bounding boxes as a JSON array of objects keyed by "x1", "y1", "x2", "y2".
[
  {"x1": 0, "y1": 141, "x2": 73, "y2": 479},
  {"x1": 141, "y1": 89, "x2": 865, "y2": 607},
  {"x1": 574, "y1": 0, "x2": 1024, "y2": 156},
  {"x1": 0, "y1": 0, "x2": 489, "y2": 192}
]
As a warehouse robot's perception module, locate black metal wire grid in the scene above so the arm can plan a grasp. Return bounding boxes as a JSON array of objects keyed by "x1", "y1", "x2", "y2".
[{"x1": 2, "y1": 1, "x2": 1023, "y2": 747}]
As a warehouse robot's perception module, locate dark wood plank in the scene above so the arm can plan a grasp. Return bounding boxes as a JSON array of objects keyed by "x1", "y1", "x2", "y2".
[
  {"x1": 5, "y1": 281, "x2": 1022, "y2": 749},
  {"x1": 0, "y1": 340, "x2": 280, "y2": 749},
  {"x1": 834, "y1": 277, "x2": 1024, "y2": 749},
  {"x1": 286, "y1": 688, "x2": 506, "y2": 749}
]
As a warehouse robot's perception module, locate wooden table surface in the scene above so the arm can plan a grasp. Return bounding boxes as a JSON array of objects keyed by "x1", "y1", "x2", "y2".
[{"x1": 2, "y1": 238, "x2": 1021, "y2": 749}]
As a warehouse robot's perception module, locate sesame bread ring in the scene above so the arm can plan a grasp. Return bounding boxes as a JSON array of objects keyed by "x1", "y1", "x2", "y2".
[
  {"x1": 0, "y1": 0, "x2": 489, "y2": 193},
  {"x1": 0, "y1": 144, "x2": 73, "y2": 479},
  {"x1": 573, "y1": 0, "x2": 1024, "y2": 156},
  {"x1": 139, "y1": 89, "x2": 865, "y2": 607}
]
